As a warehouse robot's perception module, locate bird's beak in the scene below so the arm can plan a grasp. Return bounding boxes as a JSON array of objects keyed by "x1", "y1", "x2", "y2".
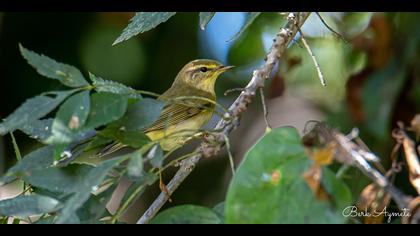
[{"x1": 217, "y1": 65, "x2": 235, "y2": 72}]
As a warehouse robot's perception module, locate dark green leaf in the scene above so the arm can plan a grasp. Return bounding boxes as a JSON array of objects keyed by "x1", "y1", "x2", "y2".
[
  {"x1": 321, "y1": 167, "x2": 352, "y2": 210},
  {"x1": 362, "y1": 59, "x2": 407, "y2": 140},
  {"x1": 0, "y1": 90, "x2": 75, "y2": 135},
  {"x1": 84, "y1": 135, "x2": 113, "y2": 152},
  {"x1": 115, "y1": 98, "x2": 164, "y2": 131},
  {"x1": 46, "y1": 91, "x2": 91, "y2": 144},
  {"x1": 225, "y1": 127, "x2": 349, "y2": 223},
  {"x1": 77, "y1": 184, "x2": 117, "y2": 223},
  {"x1": 119, "y1": 173, "x2": 156, "y2": 211},
  {"x1": 151, "y1": 205, "x2": 222, "y2": 224},
  {"x1": 19, "y1": 44, "x2": 89, "y2": 87},
  {"x1": 19, "y1": 118, "x2": 53, "y2": 141},
  {"x1": 84, "y1": 92, "x2": 128, "y2": 129},
  {"x1": 89, "y1": 73, "x2": 142, "y2": 99},
  {"x1": 228, "y1": 22, "x2": 265, "y2": 66},
  {"x1": 0, "y1": 195, "x2": 61, "y2": 217},
  {"x1": 56, "y1": 156, "x2": 128, "y2": 223},
  {"x1": 0, "y1": 146, "x2": 54, "y2": 185},
  {"x1": 99, "y1": 128, "x2": 150, "y2": 149},
  {"x1": 199, "y1": 12, "x2": 216, "y2": 30},
  {"x1": 22, "y1": 164, "x2": 93, "y2": 194},
  {"x1": 229, "y1": 12, "x2": 261, "y2": 42},
  {"x1": 127, "y1": 150, "x2": 144, "y2": 178},
  {"x1": 113, "y1": 12, "x2": 176, "y2": 45}
]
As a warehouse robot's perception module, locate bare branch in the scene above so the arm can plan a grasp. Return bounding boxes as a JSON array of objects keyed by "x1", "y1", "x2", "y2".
[
  {"x1": 332, "y1": 130, "x2": 411, "y2": 210},
  {"x1": 137, "y1": 12, "x2": 311, "y2": 224},
  {"x1": 393, "y1": 125, "x2": 420, "y2": 195}
]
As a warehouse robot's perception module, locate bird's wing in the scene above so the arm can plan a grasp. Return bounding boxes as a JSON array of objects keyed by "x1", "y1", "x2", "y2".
[{"x1": 145, "y1": 100, "x2": 213, "y2": 132}]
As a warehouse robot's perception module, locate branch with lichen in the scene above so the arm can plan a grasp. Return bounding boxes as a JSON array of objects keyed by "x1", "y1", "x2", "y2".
[{"x1": 137, "y1": 12, "x2": 311, "y2": 224}]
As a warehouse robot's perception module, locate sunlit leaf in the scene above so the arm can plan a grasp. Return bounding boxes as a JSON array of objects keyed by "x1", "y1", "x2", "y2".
[
  {"x1": 113, "y1": 12, "x2": 176, "y2": 45},
  {"x1": 199, "y1": 12, "x2": 215, "y2": 30},
  {"x1": 19, "y1": 44, "x2": 89, "y2": 87}
]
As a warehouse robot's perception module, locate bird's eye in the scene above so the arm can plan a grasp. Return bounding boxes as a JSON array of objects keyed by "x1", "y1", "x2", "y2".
[{"x1": 200, "y1": 67, "x2": 208, "y2": 72}]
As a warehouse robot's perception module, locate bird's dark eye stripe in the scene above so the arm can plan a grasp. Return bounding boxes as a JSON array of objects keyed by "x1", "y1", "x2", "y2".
[{"x1": 200, "y1": 67, "x2": 208, "y2": 72}]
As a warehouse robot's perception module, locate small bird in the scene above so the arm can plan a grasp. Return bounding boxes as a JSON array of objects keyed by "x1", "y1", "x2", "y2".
[{"x1": 99, "y1": 59, "x2": 234, "y2": 156}]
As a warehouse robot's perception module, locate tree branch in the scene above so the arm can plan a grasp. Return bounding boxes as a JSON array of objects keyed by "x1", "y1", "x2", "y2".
[{"x1": 137, "y1": 12, "x2": 311, "y2": 224}]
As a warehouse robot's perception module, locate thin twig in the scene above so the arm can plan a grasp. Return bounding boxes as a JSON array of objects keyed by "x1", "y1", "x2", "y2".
[
  {"x1": 298, "y1": 29, "x2": 327, "y2": 86},
  {"x1": 259, "y1": 87, "x2": 272, "y2": 131},
  {"x1": 136, "y1": 12, "x2": 311, "y2": 224},
  {"x1": 315, "y1": 12, "x2": 348, "y2": 43}
]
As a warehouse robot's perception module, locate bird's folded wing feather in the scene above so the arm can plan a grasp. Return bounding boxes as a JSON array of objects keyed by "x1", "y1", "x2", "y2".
[{"x1": 145, "y1": 101, "x2": 213, "y2": 132}]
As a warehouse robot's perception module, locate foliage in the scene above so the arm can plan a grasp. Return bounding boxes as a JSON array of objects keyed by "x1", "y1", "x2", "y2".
[{"x1": 1, "y1": 12, "x2": 418, "y2": 224}]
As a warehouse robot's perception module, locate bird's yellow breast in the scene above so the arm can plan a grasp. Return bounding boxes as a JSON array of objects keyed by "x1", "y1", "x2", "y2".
[{"x1": 145, "y1": 110, "x2": 213, "y2": 151}]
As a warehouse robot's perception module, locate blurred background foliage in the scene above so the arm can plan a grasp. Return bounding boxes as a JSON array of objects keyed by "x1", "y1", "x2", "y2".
[{"x1": 0, "y1": 12, "x2": 419, "y2": 223}]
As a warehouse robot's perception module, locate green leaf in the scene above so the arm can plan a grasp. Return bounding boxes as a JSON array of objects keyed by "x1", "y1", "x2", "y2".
[
  {"x1": 99, "y1": 127, "x2": 151, "y2": 149},
  {"x1": 340, "y1": 12, "x2": 373, "y2": 38},
  {"x1": 0, "y1": 146, "x2": 54, "y2": 185},
  {"x1": 22, "y1": 164, "x2": 94, "y2": 194},
  {"x1": 84, "y1": 92, "x2": 128, "y2": 129},
  {"x1": 148, "y1": 144, "x2": 164, "y2": 168},
  {"x1": 199, "y1": 12, "x2": 216, "y2": 30},
  {"x1": 19, "y1": 118, "x2": 53, "y2": 141},
  {"x1": 225, "y1": 127, "x2": 350, "y2": 223},
  {"x1": 114, "y1": 98, "x2": 164, "y2": 131},
  {"x1": 127, "y1": 150, "x2": 144, "y2": 179},
  {"x1": 212, "y1": 202, "x2": 225, "y2": 223},
  {"x1": 84, "y1": 135, "x2": 113, "y2": 152},
  {"x1": 113, "y1": 12, "x2": 176, "y2": 45},
  {"x1": 10, "y1": 132, "x2": 22, "y2": 161},
  {"x1": 56, "y1": 156, "x2": 128, "y2": 223},
  {"x1": 0, "y1": 195, "x2": 61, "y2": 217},
  {"x1": 151, "y1": 205, "x2": 222, "y2": 224},
  {"x1": 362, "y1": 59, "x2": 407, "y2": 140},
  {"x1": 0, "y1": 90, "x2": 75, "y2": 135},
  {"x1": 321, "y1": 167, "x2": 352, "y2": 210},
  {"x1": 46, "y1": 91, "x2": 91, "y2": 144},
  {"x1": 89, "y1": 73, "x2": 142, "y2": 99},
  {"x1": 19, "y1": 44, "x2": 89, "y2": 88},
  {"x1": 77, "y1": 184, "x2": 117, "y2": 223},
  {"x1": 229, "y1": 12, "x2": 261, "y2": 42},
  {"x1": 119, "y1": 173, "x2": 156, "y2": 211},
  {"x1": 228, "y1": 21, "x2": 265, "y2": 66}
]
